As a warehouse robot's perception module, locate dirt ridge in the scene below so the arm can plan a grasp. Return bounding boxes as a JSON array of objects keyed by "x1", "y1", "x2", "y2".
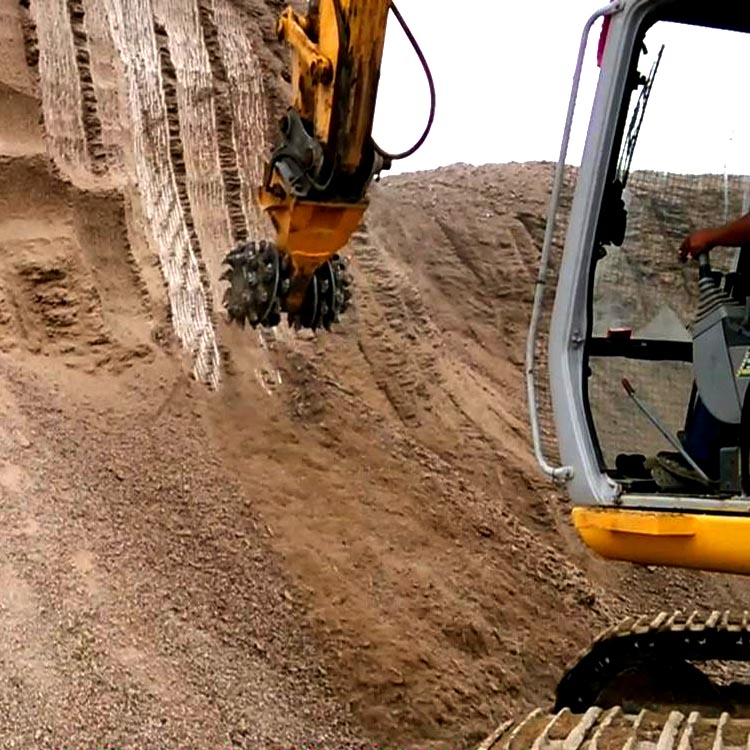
[
  {"x1": 66, "y1": 0, "x2": 106, "y2": 172},
  {"x1": 198, "y1": 0, "x2": 250, "y2": 246},
  {"x1": 153, "y1": 22, "x2": 217, "y2": 327}
]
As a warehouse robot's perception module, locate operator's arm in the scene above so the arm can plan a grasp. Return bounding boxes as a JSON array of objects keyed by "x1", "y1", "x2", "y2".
[{"x1": 679, "y1": 212, "x2": 750, "y2": 262}]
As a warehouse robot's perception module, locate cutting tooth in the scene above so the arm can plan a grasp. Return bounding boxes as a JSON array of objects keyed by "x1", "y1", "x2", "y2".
[{"x1": 221, "y1": 241, "x2": 351, "y2": 331}]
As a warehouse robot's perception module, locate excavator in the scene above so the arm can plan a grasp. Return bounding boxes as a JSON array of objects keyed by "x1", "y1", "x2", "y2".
[{"x1": 222, "y1": 0, "x2": 750, "y2": 748}]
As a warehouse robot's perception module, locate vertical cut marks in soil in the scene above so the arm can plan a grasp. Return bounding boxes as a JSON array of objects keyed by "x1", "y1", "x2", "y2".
[
  {"x1": 153, "y1": 21, "x2": 216, "y2": 321},
  {"x1": 197, "y1": 0, "x2": 248, "y2": 246},
  {"x1": 66, "y1": 0, "x2": 106, "y2": 172}
]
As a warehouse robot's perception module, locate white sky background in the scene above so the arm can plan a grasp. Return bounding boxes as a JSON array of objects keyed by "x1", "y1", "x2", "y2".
[{"x1": 372, "y1": 2, "x2": 750, "y2": 177}]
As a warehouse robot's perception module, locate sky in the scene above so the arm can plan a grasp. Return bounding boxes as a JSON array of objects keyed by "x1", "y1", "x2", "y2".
[{"x1": 372, "y1": 1, "x2": 750, "y2": 178}]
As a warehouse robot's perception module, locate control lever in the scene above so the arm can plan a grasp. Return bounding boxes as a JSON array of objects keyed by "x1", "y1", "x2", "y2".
[
  {"x1": 622, "y1": 378, "x2": 712, "y2": 484},
  {"x1": 697, "y1": 251, "x2": 711, "y2": 276}
]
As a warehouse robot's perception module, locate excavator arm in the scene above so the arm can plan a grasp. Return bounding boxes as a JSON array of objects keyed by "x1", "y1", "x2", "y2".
[
  {"x1": 260, "y1": 0, "x2": 390, "y2": 257},
  {"x1": 221, "y1": 0, "x2": 432, "y2": 332}
]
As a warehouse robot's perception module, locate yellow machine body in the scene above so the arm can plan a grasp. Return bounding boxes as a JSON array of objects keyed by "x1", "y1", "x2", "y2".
[
  {"x1": 257, "y1": 191, "x2": 366, "y2": 276},
  {"x1": 573, "y1": 507, "x2": 750, "y2": 576}
]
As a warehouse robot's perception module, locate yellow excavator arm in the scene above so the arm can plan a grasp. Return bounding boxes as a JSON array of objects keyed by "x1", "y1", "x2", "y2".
[
  {"x1": 221, "y1": 0, "x2": 433, "y2": 332},
  {"x1": 260, "y1": 0, "x2": 390, "y2": 260}
]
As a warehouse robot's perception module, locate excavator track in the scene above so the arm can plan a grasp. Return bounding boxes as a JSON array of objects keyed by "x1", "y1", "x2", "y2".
[
  {"x1": 555, "y1": 610, "x2": 750, "y2": 713},
  {"x1": 478, "y1": 611, "x2": 750, "y2": 750},
  {"x1": 478, "y1": 708, "x2": 750, "y2": 750}
]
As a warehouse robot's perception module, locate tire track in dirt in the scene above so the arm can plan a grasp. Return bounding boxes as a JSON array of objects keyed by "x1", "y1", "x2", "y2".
[
  {"x1": 197, "y1": 0, "x2": 248, "y2": 246},
  {"x1": 112, "y1": 190, "x2": 157, "y2": 326},
  {"x1": 66, "y1": 0, "x2": 106, "y2": 173},
  {"x1": 211, "y1": 0, "x2": 275, "y2": 239},
  {"x1": 17, "y1": 1, "x2": 58, "y2": 176},
  {"x1": 349, "y1": 226, "x2": 442, "y2": 426},
  {"x1": 79, "y1": 0, "x2": 126, "y2": 180}
]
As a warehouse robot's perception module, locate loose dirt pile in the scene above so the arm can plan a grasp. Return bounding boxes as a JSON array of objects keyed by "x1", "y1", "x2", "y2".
[{"x1": 2, "y1": 1, "x2": 750, "y2": 749}]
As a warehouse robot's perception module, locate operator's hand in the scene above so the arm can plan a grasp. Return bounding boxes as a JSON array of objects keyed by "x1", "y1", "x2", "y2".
[{"x1": 679, "y1": 229, "x2": 715, "y2": 263}]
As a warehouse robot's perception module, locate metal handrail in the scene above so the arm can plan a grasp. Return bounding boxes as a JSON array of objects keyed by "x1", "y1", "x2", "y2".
[{"x1": 525, "y1": 1, "x2": 624, "y2": 482}]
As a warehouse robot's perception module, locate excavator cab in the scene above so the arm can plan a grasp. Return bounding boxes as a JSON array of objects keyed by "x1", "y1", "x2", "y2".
[{"x1": 530, "y1": 0, "x2": 750, "y2": 574}]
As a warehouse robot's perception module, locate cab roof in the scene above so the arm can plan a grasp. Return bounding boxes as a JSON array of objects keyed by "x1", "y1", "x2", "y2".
[{"x1": 629, "y1": 0, "x2": 750, "y2": 34}]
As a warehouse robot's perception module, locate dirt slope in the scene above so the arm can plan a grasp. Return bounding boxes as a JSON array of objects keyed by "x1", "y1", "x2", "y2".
[
  {"x1": 218, "y1": 167, "x2": 750, "y2": 746},
  {"x1": 3, "y1": 1, "x2": 750, "y2": 749}
]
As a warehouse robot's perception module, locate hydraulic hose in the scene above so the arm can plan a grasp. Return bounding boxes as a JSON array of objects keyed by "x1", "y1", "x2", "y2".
[{"x1": 372, "y1": 1, "x2": 435, "y2": 162}]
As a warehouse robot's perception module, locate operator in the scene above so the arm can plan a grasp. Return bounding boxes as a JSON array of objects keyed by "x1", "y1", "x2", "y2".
[
  {"x1": 672, "y1": 213, "x2": 750, "y2": 482},
  {"x1": 679, "y1": 211, "x2": 750, "y2": 261}
]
